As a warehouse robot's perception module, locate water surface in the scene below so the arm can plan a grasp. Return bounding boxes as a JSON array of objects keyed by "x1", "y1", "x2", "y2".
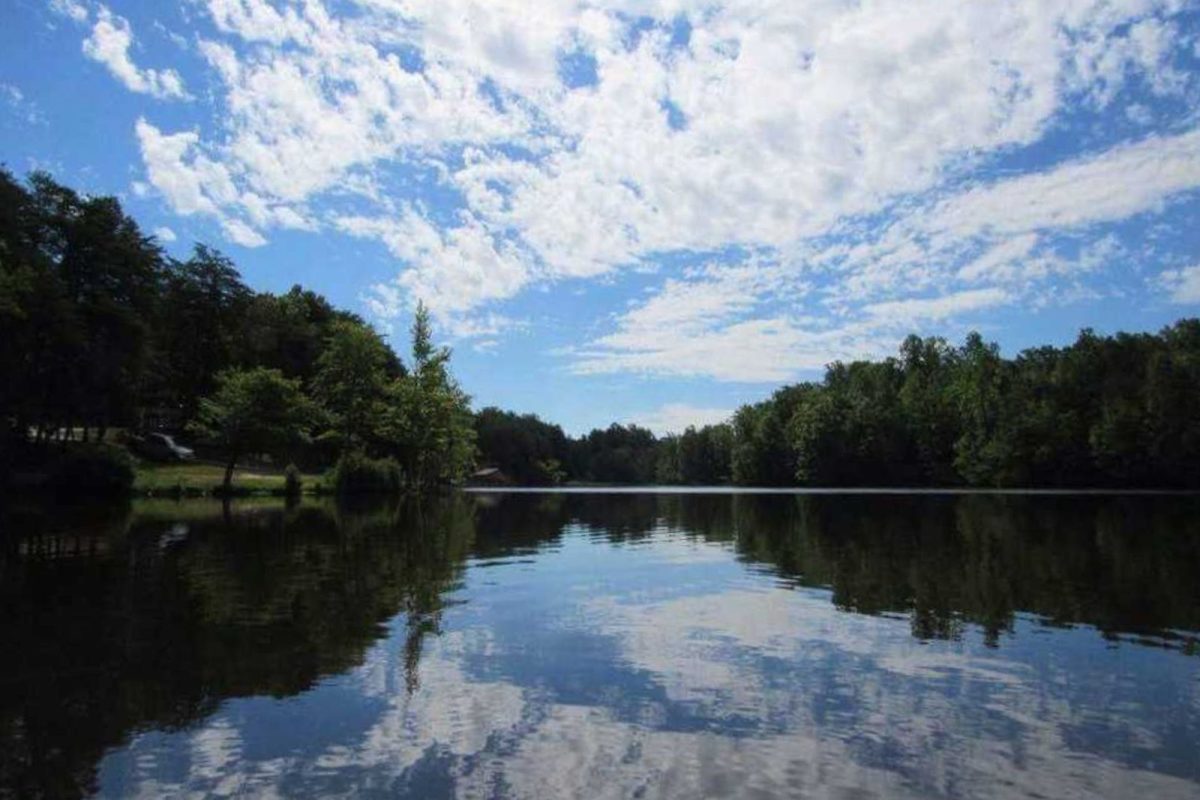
[{"x1": 1, "y1": 492, "x2": 1198, "y2": 799}]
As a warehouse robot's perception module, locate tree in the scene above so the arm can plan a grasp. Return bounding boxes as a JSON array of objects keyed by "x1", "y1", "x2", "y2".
[
  {"x1": 474, "y1": 407, "x2": 571, "y2": 485},
  {"x1": 0, "y1": 171, "x2": 161, "y2": 443},
  {"x1": 312, "y1": 319, "x2": 393, "y2": 450},
  {"x1": 655, "y1": 435, "x2": 681, "y2": 484},
  {"x1": 60, "y1": 193, "x2": 162, "y2": 438},
  {"x1": 150, "y1": 245, "x2": 251, "y2": 423},
  {"x1": 377, "y1": 304, "x2": 475, "y2": 489},
  {"x1": 189, "y1": 367, "x2": 317, "y2": 493},
  {"x1": 679, "y1": 424, "x2": 733, "y2": 484},
  {"x1": 898, "y1": 335, "x2": 960, "y2": 484},
  {"x1": 572, "y1": 423, "x2": 658, "y2": 484}
]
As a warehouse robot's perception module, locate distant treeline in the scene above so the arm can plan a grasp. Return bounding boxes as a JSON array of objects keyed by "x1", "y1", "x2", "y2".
[
  {"x1": 3, "y1": 170, "x2": 1197, "y2": 490},
  {"x1": 0, "y1": 170, "x2": 473, "y2": 490},
  {"x1": 477, "y1": 323, "x2": 1200, "y2": 489}
]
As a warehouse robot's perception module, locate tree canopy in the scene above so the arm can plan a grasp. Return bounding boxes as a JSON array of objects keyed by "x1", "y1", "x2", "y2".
[
  {"x1": 4, "y1": 169, "x2": 1198, "y2": 492},
  {"x1": 0, "y1": 170, "x2": 475, "y2": 491}
]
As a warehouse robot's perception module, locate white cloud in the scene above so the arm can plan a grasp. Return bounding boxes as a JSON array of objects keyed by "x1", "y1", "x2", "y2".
[
  {"x1": 82, "y1": 6, "x2": 189, "y2": 100},
  {"x1": 574, "y1": 314, "x2": 894, "y2": 383},
  {"x1": 628, "y1": 403, "x2": 734, "y2": 435},
  {"x1": 341, "y1": 210, "x2": 534, "y2": 332},
  {"x1": 1157, "y1": 264, "x2": 1200, "y2": 304},
  {"x1": 580, "y1": 118, "x2": 1200, "y2": 380},
  {"x1": 49, "y1": 0, "x2": 88, "y2": 23},
  {"x1": 929, "y1": 129, "x2": 1200, "y2": 240},
  {"x1": 864, "y1": 288, "x2": 1012, "y2": 324},
  {"x1": 136, "y1": 120, "x2": 224, "y2": 216},
  {"x1": 152, "y1": 225, "x2": 177, "y2": 242},
  {"x1": 956, "y1": 235, "x2": 1042, "y2": 283},
  {"x1": 0, "y1": 82, "x2": 45, "y2": 125},
  {"x1": 221, "y1": 218, "x2": 267, "y2": 248},
  {"x1": 119, "y1": 0, "x2": 1200, "y2": 356}
]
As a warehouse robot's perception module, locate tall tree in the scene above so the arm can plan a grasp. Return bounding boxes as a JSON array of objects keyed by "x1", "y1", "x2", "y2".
[
  {"x1": 312, "y1": 319, "x2": 393, "y2": 450},
  {"x1": 150, "y1": 245, "x2": 251, "y2": 424},
  {"x1": 378, "y1": 304, "x2": 475, "y2": 489}
]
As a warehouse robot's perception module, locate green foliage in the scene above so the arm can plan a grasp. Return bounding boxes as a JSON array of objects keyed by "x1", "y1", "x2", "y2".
[
  {"x1": 46, "y1": 443, "x2": 135, "y2": 494},
  {"x1": 284, "y1": 463, "x2": 303, "y2": 498},
  {"x1": 146, "y1": 246, "x2": 251, "y2": 423},
  {"x1": 4, "y1": 169, "x2": 1199, "y2": 492},
  {"x1": 474, "y1": 407, "x2": 571, "y2": 485},
  {"x1": 189, "y1": 367, "x2": 317, "y2": 491},
  {"x1": 572, "y1": 424, "x2": 658, "y2": 484},
  {"x1": 331, "y1": 452, "x2": 403, "y2": 495},
  {"x1": 0, "y1": 170, "x2": 161, "y2": 440},
  {"x1": 0, "y1": 172, "x2": 467, "y2": 494},
  {"x1": 654, "y1": 436, "x2": 681, "y2": 484},
  {"x1": 733, "y1": 387, "x2": 808, "y2": 486},
  {"x1": 678, "y1": 423, "x2": 733, "y2": 484},
  {"x1": 312, "y1": 318, "x2": 392, "y2": 449},
  {"x1": 374, "y1": 304, "x2": 476, "y2": 489},
  {"x1": 535, "y1": 458, "x2": 567, "y2": 485}
]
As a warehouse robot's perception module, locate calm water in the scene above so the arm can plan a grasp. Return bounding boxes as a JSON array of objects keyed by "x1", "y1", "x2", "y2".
[{"x1": 1, "y1": 492, "x2": 1199, "y2": 799}]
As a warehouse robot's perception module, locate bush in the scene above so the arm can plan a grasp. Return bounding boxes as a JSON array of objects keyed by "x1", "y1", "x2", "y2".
[
  {"x1": 46, "y1": 444, "x2": 135, "y2": 495},
  {"x1": 284, "y1": 463, "x2": 303, "y2": 498},
  {"x1": 331, "y1": 452, "x2": 403, "y2": 495}
]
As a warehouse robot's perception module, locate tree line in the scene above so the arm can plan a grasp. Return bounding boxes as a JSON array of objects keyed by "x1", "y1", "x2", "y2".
[
  {"x1": 3, "y1": 169, "x2": 1198, "y2": 490},
  {"x1": 0, "y1": 170, "x2": 473, "y2": 491},
  {"x1": 478, "y1": 323, "x2": 1200, "y2": 489}
]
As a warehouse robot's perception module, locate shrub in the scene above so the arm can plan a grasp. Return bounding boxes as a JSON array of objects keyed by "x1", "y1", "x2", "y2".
[
  {"x1": 46, "y1": 444, "x2": 135, "y2": 495},
  {"x1": 283, "y1": 463, "x2": 303, "y2": 498},
  {"x1": 331, "y1": 452, "x2": 403, "y2": 495}
]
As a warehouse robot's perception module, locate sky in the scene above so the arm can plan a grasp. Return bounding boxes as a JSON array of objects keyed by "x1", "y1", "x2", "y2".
[{"x1": 2, "y1": 0, "x2": 1199, "y2": 435}]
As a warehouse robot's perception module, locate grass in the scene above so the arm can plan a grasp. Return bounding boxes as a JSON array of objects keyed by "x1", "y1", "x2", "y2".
[{"x1": 133, "y1": 461, "x2": 327, "y2": 496}]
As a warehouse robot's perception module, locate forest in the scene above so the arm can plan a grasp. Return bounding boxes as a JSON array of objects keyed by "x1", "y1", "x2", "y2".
[
  {"x1": 480, "y1": 320, "x2": 1200, "y2": 489},
  {"x1": 2, "y1": 169, "x2": 1199, "y2": 492},
  {"x1": 0, "y1": 170, "x2": 472, "y2": 493}
]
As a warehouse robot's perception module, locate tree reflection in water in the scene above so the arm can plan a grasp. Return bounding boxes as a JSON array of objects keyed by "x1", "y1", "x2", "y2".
[{"x1": 0, "y1": 492, "x2": 1197, "y2": 799}]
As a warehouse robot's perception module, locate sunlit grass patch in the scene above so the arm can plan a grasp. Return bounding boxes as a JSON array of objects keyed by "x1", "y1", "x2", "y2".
[{"x1": 133, "y1": 462, "x2": 325, "y2": 495}]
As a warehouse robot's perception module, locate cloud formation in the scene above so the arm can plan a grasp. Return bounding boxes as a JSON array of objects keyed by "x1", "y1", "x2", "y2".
[
  {"x1": 82, "y1": 7, "x2": 189, "y2": 100},
  {"x1": 628, "y1": 403, "x2": 735, "y2": 435},
  {"x1": 1158, "y1": 264, "x2": 1200, "y2": 304},
  {"x1": 104, "y1": 0, "x2": 1200, "y2": 379}
]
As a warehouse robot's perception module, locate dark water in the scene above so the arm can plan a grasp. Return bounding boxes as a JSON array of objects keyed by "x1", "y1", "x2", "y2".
[{"x1": 1, "y1": 492, "x2": 1199, "y2": 799}]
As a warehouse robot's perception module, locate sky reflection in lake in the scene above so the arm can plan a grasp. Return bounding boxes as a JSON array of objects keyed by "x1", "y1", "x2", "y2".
[{"x1": 2, "y1": 493, "x2": 1198, "y2": 799}]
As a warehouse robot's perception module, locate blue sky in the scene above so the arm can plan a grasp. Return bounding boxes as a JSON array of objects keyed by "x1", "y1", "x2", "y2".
[{"x1": 2, "y1": 0, "x2": 1199, "y2": 434}]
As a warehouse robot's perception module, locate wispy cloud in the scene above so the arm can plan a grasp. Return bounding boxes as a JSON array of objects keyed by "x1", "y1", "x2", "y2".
[
  {"x1": 82, "y1": 6, "x2": 189, "y2": 100},
  {"x1": 628, "y1": 403, "x2": 734, "y2": 435},
  {"x1": 1157, "y1": 264, "x2": 1200, "y2": 305}
]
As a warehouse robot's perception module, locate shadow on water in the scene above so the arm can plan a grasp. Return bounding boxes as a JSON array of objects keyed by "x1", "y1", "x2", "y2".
[{"x1": 0, "y1": 491, "x2": 1198, "y2": 798}]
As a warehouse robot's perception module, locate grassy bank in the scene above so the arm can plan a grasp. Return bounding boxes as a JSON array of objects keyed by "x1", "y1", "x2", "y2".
[{"x1": 134, "y1": 462, "x2": 327, "y2": 497}]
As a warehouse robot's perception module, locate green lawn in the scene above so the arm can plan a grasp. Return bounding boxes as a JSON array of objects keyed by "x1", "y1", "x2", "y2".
[{"x1": 134, "y1": 462, "x2": 326, "y2": 495}]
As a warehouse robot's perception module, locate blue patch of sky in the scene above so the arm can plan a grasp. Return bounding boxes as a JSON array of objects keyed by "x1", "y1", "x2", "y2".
[
  {"x1": 476, "y1": 77, "x2": 508, "y2": 114},
  {"x1": 619, "y1": 15, "x2": 659, "y2": 51},
  {"x1": 558, "y1": 48, "x2": 599, "y2": 90},
  {"x1": 617, "y1": 13, "x2": 693, "y2": 53},
  {"x1": 392, "y1": 42, "x2": 426, "y2": 74},
  {"x1": 669, "y1": 15, "x2": 692, "y2": 49},
  {"x1": 660, "y1": 97, "x2": 687, "y2": 131}
]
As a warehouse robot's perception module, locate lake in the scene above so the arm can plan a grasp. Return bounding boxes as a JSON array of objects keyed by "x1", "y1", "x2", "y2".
[{"x1": 1, "y1": 491, "x2": 1198, "y2": 799}]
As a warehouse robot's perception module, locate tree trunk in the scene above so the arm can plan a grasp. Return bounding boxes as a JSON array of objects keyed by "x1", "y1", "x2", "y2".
[{"x1": 223, "y1": 455, "x2": 237, "y2": 495}]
